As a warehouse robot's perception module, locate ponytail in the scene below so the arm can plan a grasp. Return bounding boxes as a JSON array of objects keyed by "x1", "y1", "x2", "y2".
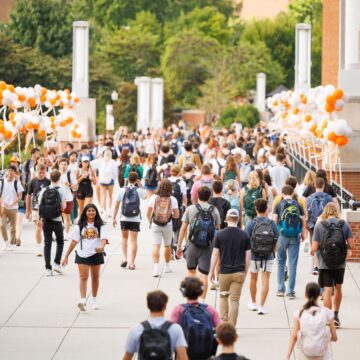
[{"x1": 299, "y1": 282, "x2": 321, "y2": 318}]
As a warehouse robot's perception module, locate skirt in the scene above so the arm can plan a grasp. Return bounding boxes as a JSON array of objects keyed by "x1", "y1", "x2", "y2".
[{"x1": 75, "y1": 252, "x2": 104, "y2": 266}]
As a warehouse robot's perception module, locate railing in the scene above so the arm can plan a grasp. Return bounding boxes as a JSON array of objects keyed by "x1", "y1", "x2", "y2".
[{"x1": 286, "y1": 147, "x2": 356, "y2": 209}]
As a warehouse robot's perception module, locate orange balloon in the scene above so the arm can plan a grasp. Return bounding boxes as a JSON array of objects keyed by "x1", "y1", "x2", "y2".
[
  {"x1": 7, "y1": 84, "x2": 15, "y2": 92},
  {"x1": 273, "y1": 100, "x2": 278, "y2": 106},
  {"x1": 38, "y1": 130, "x2": 46, "y2": 138},
  {"x1": 300, "y1": 95, "x2": 307, "y2": 104},
  {"x1": 20, "y1": 126, "x2": 27, "y2": 134},
  {"x1": 28, "y1": 97, "x2": 36, "y2": 108},
  {"x1": 50, "y1": 99, "x2": 57, "y2": 106},
  {"x1": 40, "y1": 95, "x2": 46, "y2": 102},
  {"x1": 50, "y1": 116, "x2": 55, "y2": 122},
  {"x1": 325, "y1": 103, "x2": 334, "y2": 113},
  {"x1": 74, "y1": 97, "x2": 80, "y2": 103},
  {"x1": 26, "y1": 122, "x2": 33, "y2": 130},
  {"x1": 33, "y1": 123, "x2": 39, "y2": 130},
  {"x1": 60, "y1": 121, "x2": 66, "y2": 127},
  {"x1": 334, "y1": 88, "x2": 344, "y2": 99},
  {"x1": 9, "y1": 113, "x2": 15, "y2": 120},
  {"x1": 336, "y1": 136, "x2": 349, "y2": 147},
  {"x1": 41, "y1": 88, "x2": 47, "y2": 95},
  {"x1": 304, "y1": 114, "x2": 312, "y2": 122},
  {"x1": 326, "y1": 94, "x2": 336, "y2": 105},
  {"x1": 66, "y1": 117, "x2": 73, "y2": 124},
  {"x1": 4, "y1": 130, "x2": 12, "y2": 139},
  {"x1": 0, "y1": 124, "x2": 4, "y2": 134},
  {"x1": 50, "y1": 123, "x2": 56, "y2": 129},
  {"x1": 18, "y1": 94, "x2": 26, "y2": 102},
  {"x1": 293, "y1": 108, "x2": 300, "y2": 115},
  {"x1": 0, "y1": 81, "x2": 6, "y2": 90},
  {"x1": 327, "y1": 131, "x2": 337, "y2": 142}
]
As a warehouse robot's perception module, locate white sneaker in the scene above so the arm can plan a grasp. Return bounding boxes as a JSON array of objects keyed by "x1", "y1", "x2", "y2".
[
  {"x1": 247, "y1": 301, "x2": 258, "y2": 311},
  {"x1": 77, "y1": 300, "x2": 86, "y2": 312},
  {"x1": 164, "y1": 263, "x2": 172, "y2": 273},
  {"x1": 1, "y1": 241, "x2": 9, "y2": 251},
  {"x1": 152, "y1": 263, "x2": 160, "y2": 277},
  {"x1": 258, "y1": 306, "x2": 268, "y2": 315},
  {"x1": 8, "y1": 244, "x2": 16, "y2": 251},
  {"x1": 92, "y1": 302, "x2": 99, "y2": 310},
  {"x1": 45, "y1": 269, "x2": 53, "y2": 277},
  {"x1": 36, "y1": 246, "x2": 43, "y2": 257},
  {"x1": 53, "y1": 264, "x2": 63, "y2": 274}
]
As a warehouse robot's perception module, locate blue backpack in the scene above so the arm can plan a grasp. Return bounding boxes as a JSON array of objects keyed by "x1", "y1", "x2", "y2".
[
  {"x1": 307, "y1": 193, "x2": 332, "y2": 229},
  {"x1": 188, "y1": 205, "x2": 215, "y2": 247},
  {"x1": 278, "y1": 200, "x2": 302, "y2": 237},
  {"x1": 179, "y1": 303, "x2": 216, "y2": 360},
  {"x1": 121, "y1": 187, "x2": 140, "y2": 217}
]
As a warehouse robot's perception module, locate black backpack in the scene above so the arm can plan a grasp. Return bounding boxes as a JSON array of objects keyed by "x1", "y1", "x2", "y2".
[
  {"x1": 145, "y1": 167, "x2": 158, "y2": 188},
  {"x1": 184, "y1": 175, "x2": 195, "y2": 205},
  {"x1": 171, "y1": 179, "x2": 183, "y2": 210},
  {"x1": 121, "y1": 187, "x2": 140, "y2": 217},
  {"x1": 138, "y1": 321, "x2": 173, "y2": 360},
  {"x1": 170, "y1": 140, "x2": 178, "y2": 156},
  {"x1": 189, "y1": 205, "x2": 216, "y2": 247},
  {"x1": 130, "y1": 164, "x2": 141, "y2": 179},
  {"x1": 320, "y1": 220, "x2": 347, "y2": 268},
  {"x1": 39, "y1": 186, "x2": 62, "y2": 220},
  {"x1": 252, "y1": 219, "x2": 277, "y2": 259}
]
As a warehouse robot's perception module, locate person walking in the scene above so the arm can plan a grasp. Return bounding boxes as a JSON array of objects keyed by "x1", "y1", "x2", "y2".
[
  {"x1": 209, "y1": 209, "x2": 251, "y2": 325},
  {"x1": 245, "y1": 199, "x2": 278, "y2": 315},
  {"x1": 311, "y1": 203, "x2": 354, "y2": 327},
  {"x1": 269, "y1": 152, "x2": 291, "y2": 194},
  {"x1": 123, "y1": 290, "x2": 188, "y2": 360},
  {"x1": 25, "y1": 163, "x2": 50, "y2": 256},
  {"x1": 170, "y1": 277, "x2": 221, "y2": 360},
  {"x1": 177, "y1": 186, "x2": 221, "y2": 300},
  {"x1": 62, "y1": 204, "x2": 108, "y2": 311},
  {"x1": 286, "y1": 282, "x2": 337, "y2": 360},
  {"x1": 38, "y1": 170, "x2": 67, "y2": 276},
  {"x1": 113, "y1": 172, "x2": 146, "y2": 270},
  {"x1": 147, "y1": 179, "x2": 179, "y2": 277},
  {"x1": 273, "y1": 185, "x2": 305, "y2": 299},
  {"x1": 0, "y1": 165, "x2": 24, "y2": 251},
  {"x1": 209, "y1": 180, "x2": 231, "y2": 230}
]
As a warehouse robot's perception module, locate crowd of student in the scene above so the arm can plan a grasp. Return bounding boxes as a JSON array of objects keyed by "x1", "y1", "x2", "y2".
[{"x1": 0, "y1": 122, "x2": 355, "y2": 359}]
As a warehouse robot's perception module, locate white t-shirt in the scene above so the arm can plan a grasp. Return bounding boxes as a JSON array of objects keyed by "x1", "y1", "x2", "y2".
[
  {"x1": 1, "y1": 179, "x2": 24, "y2": 210},
  {"x1": 71, "y1": 223, "x2": 108, "y2": 258},
  {"x1": 169, "y1": 176, "x2": 187, "y2": 197},
  {"x1": 148, "y1": 194, "x2": 178, "y2": 225},
  {"x1": 269, "y1": 165, "x2": 291, "y2": 194},
  {"x1": 91, "y1": 159, "x2": 118, "y2": 186},
  {"x1": 116, "y1": 185, "x2": 146, "y2": 222},
  {"x1": 59, "y1": 171, "x2": 77, "y2": 201},
  {"x1": 68, "y1": 163, "x2": 78, "y2": 175},
  {"x1": 145, "y1": 139, "x2": 156, "y2": 154}
]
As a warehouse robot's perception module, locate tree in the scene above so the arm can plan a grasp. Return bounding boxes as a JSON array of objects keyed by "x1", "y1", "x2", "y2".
[
  {"x1": 8, "y1": 0, "x2": 73, "y2": 58},
  {"x1": 162, "y1": 30, "x2": 221, "y2": 107},
  {"x1": 218, "y1": 104, "x2": 260, "y2": 129},
  {"x1": 288, "y1": 0, "x2": 322, "y2": 24}
]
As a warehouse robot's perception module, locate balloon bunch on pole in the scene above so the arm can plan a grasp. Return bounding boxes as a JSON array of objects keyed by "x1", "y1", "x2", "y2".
[{"x1": 0, "y1": 81, "x2": 85, "y2": 154}]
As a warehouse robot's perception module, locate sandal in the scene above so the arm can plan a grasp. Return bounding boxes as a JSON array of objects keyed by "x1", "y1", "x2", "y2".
[
  {"x1": 129, "y1": 265, "x2": 136, "y2": 270},
  {"x1": 120, "y1": 261, "x2": 128, "y2": 268}
]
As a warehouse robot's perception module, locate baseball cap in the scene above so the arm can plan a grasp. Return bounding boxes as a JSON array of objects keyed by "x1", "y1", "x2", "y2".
[
  {"x1": 226, "y1": 209, "x2": 239, "y2": 218},
  {"x1": 10, "y1": 156, "x2": 20, "y2": 163},
  {"x1": 81, "y1": 156, "x2": 90, "y2": 162}
]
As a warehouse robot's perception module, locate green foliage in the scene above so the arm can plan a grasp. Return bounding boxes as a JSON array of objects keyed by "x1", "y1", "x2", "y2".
[
  {"x1": 288, "y1": 0, "x2": 322, "y2": 23},
  {"x1": 218, "y1": 104, "x2": 260, "y2": 129},
  {"x1": 162, "y1": 30, "x2": 221, "y2": 107},
  {"x1": 9, "y1": 0, "x2": 73, "y2": 58}
]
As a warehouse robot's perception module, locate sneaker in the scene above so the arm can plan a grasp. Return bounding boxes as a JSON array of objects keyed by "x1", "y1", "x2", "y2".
[
  {"x1": 312, "y1": 267, "x2": 319, "y2": 275},
  {"x1": 45, "y1": 269, "x2": 53, "y2": 276},
  {"x1": 334, "y1": 315, "x2": 341, "y2": 328},
  {"x1": 276, "y1": 291, "x2": 285, "y2": 297},
  {"x1": 36, "y1": 245, "x2": 43, "y2": 257},
  {"x1": 16, "y1": 238, "x2": 21, "y2": 246},
  {"x1": 120, "y1": 260, "x2": 128, "y2": 268},
  {"x1": 53, "y1": 264, "x2": 63, "y2": 274},
  {"x1": 152, "y1": 263, "x2": 160, "y2": 277},
  {"x1": 92, "y1": 302, "x2": 99, "y2": 310},
  {"x1": 1, "y1": 241, "x2": 9, "y2": 251},
  {"x1": 287, "y1": 293, "x2": 296, "y2": 300},
  {"x1": 77, "y1": 300, "x2": 86, "y2": 312},
  {"x1": 8, "y1": 244, "x2": 16, "y2": 251},
  {"x1": 247, "y1": 301, "x2": 258, "y2": 311},
  {"x1": 164, "y1": 263, "x2": 172, "y2": 273},
  {"x1": 258, "y1": 306, "x2": 268, "y2": 315}
]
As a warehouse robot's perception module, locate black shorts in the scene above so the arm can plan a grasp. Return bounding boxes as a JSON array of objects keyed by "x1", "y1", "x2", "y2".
[
  {"x1": 75, "y1": 252, "x2": 104, "y2": 266},
  {"x1": 120, "y1": 221, "x2": 140, "y2": 232},
  {"x1": 318, "y1": 268, "x2": 345, "y2": 287},
  {"x1": 76, "y1": 188, "x2": 94, "y2": 200}
]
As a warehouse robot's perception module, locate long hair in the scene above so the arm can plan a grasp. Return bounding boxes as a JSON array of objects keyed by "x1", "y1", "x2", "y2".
[
  {"x1": 299, "y1": 282, "x2": 320, "y2": 318},
  {"x1": 303, "y1": 170, "x2": 316, "y2": 186},
  {"x1": 157, "y1": 179, "x2": 172, "y2": 197},
  {"x1": 321, "y1": 202, "x2": 340, "y2": 220},
  {"x1": 248, "y1": 171, "x2": 260, "y2": 189},
  {"x1": 225, "y1": 155, "x2": 237, "y2": 173},
  {"x1": 78, "y1": 204, "x2": 105, "y2": 232}
]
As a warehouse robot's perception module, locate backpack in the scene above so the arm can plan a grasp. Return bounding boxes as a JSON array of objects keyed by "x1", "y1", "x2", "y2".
[
  {"x1": 179, "y1": 304, "x2": 216, "y2": 360},
  {"x1": 184, "y1": 174, "x2": 195, "y2": 205},
  {"x1": 245, "y1": 142, "x2": 255, "y2": 159},
  {"x1": 152, "y1": 196, "x2": 172, "y2": 226},
  {"x1": 39, "y1": 187, "x2": 62, "y2": 220},
  {"x1": 189, "y1": 204, "x2": 215, "y2": 247},
  {"x1": 130, "y1": 164, "x2": 141, "y2": 179},
  {"x1": 278, "y1": 200, "x2": 302, "y2": 237},
  {"x1": 170, "y1": 140, "x2": 178, "y2": 156},
  {"x1": 121, "y1": 187, "x2": 140, "y2": 217},
  {"x1": 138, "y1": 321, "x2": 173, "y2": 360},
  {"x1": 23, "y1": 159, "x2": 31, "y2": 183},
  {"x1": 145, "y1": 167, "x2": 158, "y2": 188},
  {"x1": 0, "y1": 179, "x2": 18, "y2": 197},
  {"x1": 226, "y1": 194, "x2": 240, "y2": 212},
  {"x1": 171, "y1": 179, "x2": 183, "y2": 209},
  {"x1": 307, "y1": 193, "x2": 331, "y2": 229},
  {"x1": 243, "y1": 186, "x2": 262, "y2": 218},
  {"x1": 297, "y1": 307, "x2": 331, "y2": 357},
  {"x1": 320, "y1": 220, "x2": 347, "y2": 268},
  {"x1": 200, "y1": 178, "x2": 213, "y2": 195},
  {"x1": 251, "y1": 219, "x2": 277, "y2": 260}
]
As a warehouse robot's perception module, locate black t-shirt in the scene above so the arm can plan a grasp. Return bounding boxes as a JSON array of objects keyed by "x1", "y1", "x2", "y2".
[
  {"x1": 214, "y1": 353, "x2": 250, "y2": 360},
  {"x1": 27, "y1": 178, "x2": 51, "y2": 210},
  {"x1": 209, "y1": 197, "x2": 231, "y2": 229},
  {"x1": 214, "y1": 227, "x2": 251, "y2": 274},
  {"x1": 303, "y1": 183, "x2": 336, "y2": 198}
]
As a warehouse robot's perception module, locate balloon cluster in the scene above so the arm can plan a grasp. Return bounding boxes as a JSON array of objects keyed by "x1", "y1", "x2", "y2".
[
  {"x1": 267, "y1": 85, "x2": 352, "y2": 147},
  {"x1": 0, "y1": 81, "x2": 83, "y2": 144},
  {"x1": 71, "y1": 123, "x2": 85, "y2": 139}
]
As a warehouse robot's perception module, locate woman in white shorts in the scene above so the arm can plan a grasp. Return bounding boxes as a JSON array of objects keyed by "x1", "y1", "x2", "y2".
[{"x1": 146, "y1": 179, "x2": 179, "y2": 278}]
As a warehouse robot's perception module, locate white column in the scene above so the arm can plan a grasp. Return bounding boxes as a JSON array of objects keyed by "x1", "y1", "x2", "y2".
[
  {"x1": 345, "y1": 0, "x2": 359, "y2": 70},
  {"x1": 135, "y1": 77, "x2": 151, "y2": 132},
  {"x1": 255, "y1": 73, "x2": 266, "y2": 112},
  {"x1": 150, "y1": 78, "x2": 164, "y2": 130},
  {"x1": 295, "y1": 23, "x2": 312, "y2": 91},
  {"x1": 72, "y1": 21, "x2": 89, "y2": 98}
]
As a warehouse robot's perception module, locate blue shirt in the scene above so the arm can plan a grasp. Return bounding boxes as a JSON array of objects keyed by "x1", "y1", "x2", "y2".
[{"x1": 245, "y1": 216, "x2": 279, "y2": 260}]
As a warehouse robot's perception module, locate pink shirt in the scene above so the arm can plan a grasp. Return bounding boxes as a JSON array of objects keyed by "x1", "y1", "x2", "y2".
[
  {"x1": 190, "y1": 176, "x2": 213, "y2": 203},
  {"x1": 170, "y1": 301, "x2": 221, "y2": 327}
]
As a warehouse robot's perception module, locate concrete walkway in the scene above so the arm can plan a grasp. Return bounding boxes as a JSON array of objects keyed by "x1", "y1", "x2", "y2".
[{"x1": 0, "y1": 207, "x2": 359, "y2": 360}]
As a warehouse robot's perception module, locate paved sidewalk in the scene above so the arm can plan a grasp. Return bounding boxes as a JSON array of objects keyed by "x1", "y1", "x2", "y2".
[{"x1": 0, "y1": 212, "x2": 359, "y2": 360}]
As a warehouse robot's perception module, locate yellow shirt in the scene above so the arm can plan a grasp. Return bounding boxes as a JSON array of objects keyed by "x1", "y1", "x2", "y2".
[{"x1": 272, "y1": 194, "x2": 305, "y2": 211}]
